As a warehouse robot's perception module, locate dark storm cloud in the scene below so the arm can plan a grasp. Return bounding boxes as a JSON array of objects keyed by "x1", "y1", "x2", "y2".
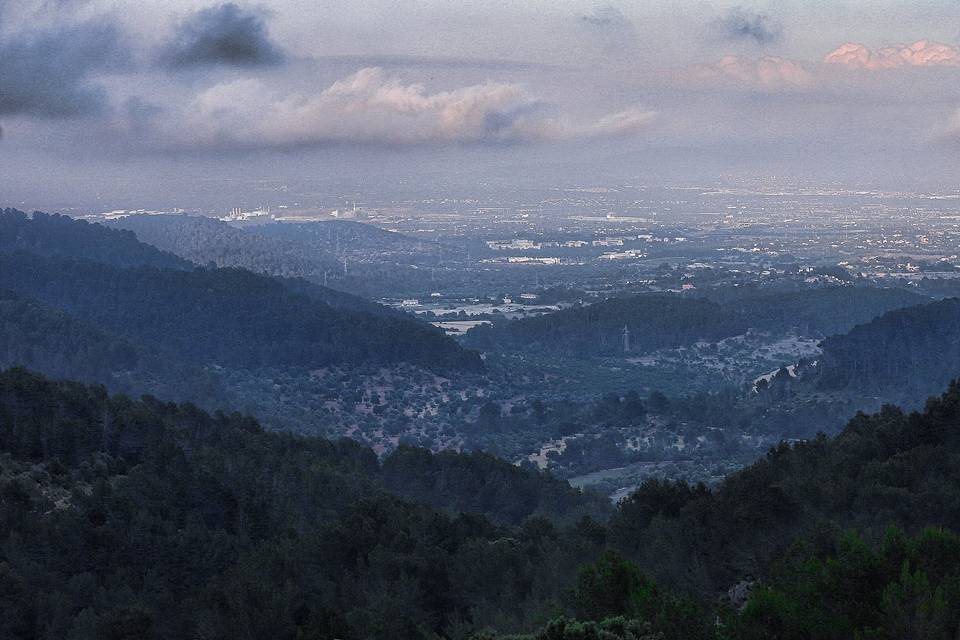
[
  {"x1": 580, "y1": 6, "x2": 630, "y2": 28},
  {"x1": 714, "y1": 7, "x2": 783, "y2": 45},
  {"x1": 0, "y1": 20, "x2": 126, "y2": 117},
  {"x1": 578, "y1": 6, "x2": 638, "y2": 53},
  {"x1": 160, "y1": 3, "x2": 285, "y2": 69}
]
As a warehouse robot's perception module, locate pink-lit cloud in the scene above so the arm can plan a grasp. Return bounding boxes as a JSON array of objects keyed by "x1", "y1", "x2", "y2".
[
  {"x1": 681, "y1": 39, "x2": 960, "y2": 93},
  {"x1": 682, "y1": 55, "x2": 814, "y2": 91},
  {"x1": 161, "y1": 67, "x2": 656, "y2": 149},
  {"x1": 824, "y1": 40, "x2": 960, "y2": 69}
]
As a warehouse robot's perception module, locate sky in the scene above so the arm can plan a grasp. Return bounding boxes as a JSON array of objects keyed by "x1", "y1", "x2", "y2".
[{"x1": 2, "y1": 0, "x2": 960, "y2": 210}]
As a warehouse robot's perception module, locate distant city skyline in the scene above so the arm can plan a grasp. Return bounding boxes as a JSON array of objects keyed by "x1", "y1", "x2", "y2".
[{"x1": 3, "y1": 0, "x2": 960, "y2": 210}]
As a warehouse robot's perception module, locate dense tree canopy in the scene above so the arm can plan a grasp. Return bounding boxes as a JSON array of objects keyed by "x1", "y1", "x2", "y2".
[
  {"x1": 608, "y1": 383, "x2": 960, "y2": 596},
  {"x1": 4, "y1": 367, "x2": 960, "y2": 638},
  {"x1": 0, "y1": 368, "x2": 610, "y2": 639},
  {"x1": 0, "y1": 209, "x2": 189, "y2": 270},
  {"x1": 0, "y1": 209, "x2": 479, "y2": 372},
  {"x1": 0, "y1": 251, "x2": 480, "y2": 372},
  {"x1": 465, "y1": 288, "x2": 925, "y2": 357},
  {"x1": 818, "y1": 297, "x2": 960, "y2": 401}
]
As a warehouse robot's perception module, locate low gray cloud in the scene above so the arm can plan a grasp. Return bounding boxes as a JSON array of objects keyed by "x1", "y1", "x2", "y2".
[
  {"x1": 314, "y1": 53, "x2": 554, "y2": 72},
  {"x1": 153, "y1": 67, "x2": 655, "y2": 150},
  {"x1": 0, "y1": 20, "x2": 126, "y2": 117},
  {"x1": 941, "y1": 108, "x2": 960, "y2": 141},
  {"x1": 159, "y1": 3, "x2": 284, "y2": 69},
  {"x1": 714, "y1": 7, "x2": 783, "y2": 45}
]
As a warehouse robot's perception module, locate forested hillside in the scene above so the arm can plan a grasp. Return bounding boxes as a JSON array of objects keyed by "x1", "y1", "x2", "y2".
[
  {"x1": 0, "y1": 252, "x2": 480, "y2": 371},
  {"x1": 720, "y1": 286, "x2": 926, "y2": 336},
  {"x1": 3, "y1": 367, "x2": 960, "y2": 639},
  {"x1": 0, "y1": 212, "x2": 480, "y2": 373},
  {"x1": 381, "y1": 446, "x2": 610, "y2": 525},
  {"x1": 464, "y1": 295, "x2": 744, "y2": 356},
  {"x1": 107, "y1": 214, "x2": 342, "y2": 279},
  {"x1": 0, "y1": 291, "x2": 140, "y2": 382},
  {"x1": 15, "y1": 211, "x2": 396, "y2": 316},
  {"x1": 0, "y1": 290, "x2": 231, "y2": 405},
  {"x1": 0, "y1": 368, "x2": 607, "y2": 639},
  {"x1": 464, "y1": 287, "x2": 924, "y2": 357},
  {"x1": 0, "y1": 209, "x2": 189, "y2": 270},
  {"x1": 252, "y1": 219, "x2": 449, "y2": 259},
  {"x1": 608, "y1": 384, "x2": 960, "y2": 596},
  {"x1": 817, "y1": 297, "x2": 960, "y2": 401},
  {"x1": 108, "y1": 215, "x2": 457, "y2": 296}
]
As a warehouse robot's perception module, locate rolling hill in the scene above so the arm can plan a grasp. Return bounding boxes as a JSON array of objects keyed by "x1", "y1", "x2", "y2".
[
  {"x1": 108, "y1": 215, "x2": 459, "y2": 296},
  {"x1": 465, "y1": 287, "x2": 927, "y2": 358},
  {"x1": 1, "y1": 209, "x2": 189, "y2": 270},
  {"x1": 816, "y1": 297, "x2": 960, "y2": 402},
  {"x1": 0, "y1": 367, "x2": 609, "y2": 639},
  {"x1": 106, "y1": 214, "x2": 342, "y2": 278},
  {"x1": 0, "y1": 251, "x2": 480, "y2": 372},
  {"x1": 4, "y1": 366, "x2": 960, "y2": 639},
  {"x1": 0, "y1": 210, "x2": 482, "y2": 377}
]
